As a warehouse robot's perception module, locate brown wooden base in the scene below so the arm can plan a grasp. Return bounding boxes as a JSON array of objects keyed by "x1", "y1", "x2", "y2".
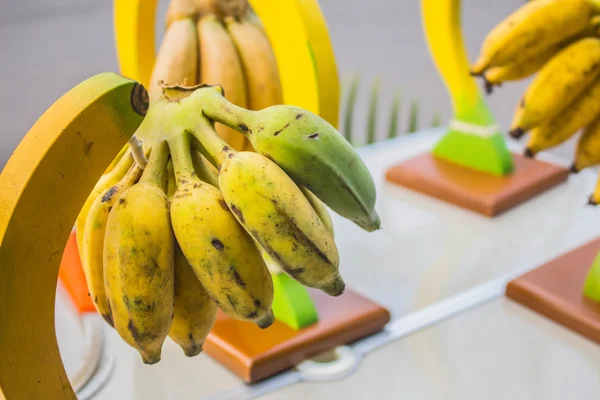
[
  {"x1": 385, "y1": 152, "x2": 569, "y2": 217},
  {"x1": 203, "y1": 288, "x2": 390, "y2": 384},
  {"x1": 506, "y1": 238, "x2": 600, "y2": 345}
]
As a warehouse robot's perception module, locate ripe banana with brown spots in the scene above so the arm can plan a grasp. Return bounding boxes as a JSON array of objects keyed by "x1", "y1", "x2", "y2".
[
  {"x1": 168, "y1": 243, "x2": 217, "y2": 357},
  {"x1": 104, "y1": 141, "x2": 174, "y2": 364},
  {"x1": 82, "y1": 160, "x2": 144, "y2": 325},
  {"x1": 217, "y1": 149, "x2": 342, "y2": 296},
  {"x1": 168, "y1": 131, "x2": 274, "y2": 327},
  {"x1": 149, "y1": 18, "x2": 198, "y2": 102},
  {"x1": 197, "y1": 14, "x2": 248, "y2": 151}
]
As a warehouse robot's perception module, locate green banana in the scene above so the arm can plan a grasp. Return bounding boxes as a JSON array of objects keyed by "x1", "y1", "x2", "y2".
[{"x1": 188, "y1": 85, "x2": 380, "y2": 232}]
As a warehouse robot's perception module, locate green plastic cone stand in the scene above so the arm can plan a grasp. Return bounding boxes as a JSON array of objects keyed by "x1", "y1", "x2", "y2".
[{"x1": 421, "y1": 0, "x2": 514, "y2": 176}]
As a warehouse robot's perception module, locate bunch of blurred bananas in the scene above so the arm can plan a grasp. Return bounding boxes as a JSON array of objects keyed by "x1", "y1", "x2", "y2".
[
  {"x1": 74, "y1": 81, "x2": 379, "y2": 364},
  {"x1": 471, "y1": 0, "x2": 600, "y2": 186},
  {"x1": 150, "y1": 0, "x2": 282, "y2": 152}
]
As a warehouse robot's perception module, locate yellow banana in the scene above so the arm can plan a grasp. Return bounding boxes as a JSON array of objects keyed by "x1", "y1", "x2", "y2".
[
  {"x1": 197, "y1": 14, "x2": 248, "y2": 151},
  {"x1": 168, "y1": 131, "x2": 274, "y2": 327},
  {"x1": 82, "y1": 161, "x2": 144, "y2": 325},
  {"x1": 104, "y1": 141, "x2": 174, "y2": 364},
  {"x1": 573, "y1": 116, "x2": 600, "y2": 172},
  {"x1": 168, "y1": 244, "x2": 217, "y2": 357},
  {"x1": 482, "y1": 45, "x2": 560, "y2": 94},
  {"x1": 217, "y1": 150, "x2": 342, "y2": 296},
  {"x1": 472, "y1": 0, "x2": 598, "y2": 74},
  {"x1": 225, "y1": 16, "x2": 284, "y2": 111},
  {"x1": 523, "y1": 78, "x2": 600, "y2": 156},
  {"x1": 510, "y1": 37, "x2": 600, "y2": 138},
  {"x1": 75, "y1": 150, "x2": 133, "y2": 254},
  {"x1": 148, "y1": 18, "x2": 198, "y2": 102}
]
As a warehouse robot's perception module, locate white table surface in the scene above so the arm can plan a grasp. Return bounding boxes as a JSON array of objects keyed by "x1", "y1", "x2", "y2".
[{"x1": 55, "y1": 129, "x2": 600, "y2": 399}]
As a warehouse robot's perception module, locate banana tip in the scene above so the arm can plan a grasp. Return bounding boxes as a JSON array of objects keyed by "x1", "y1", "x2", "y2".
[
  {"x1": 322, "y1": 276, "x2": 345, "y2": 297},
  {"x1": 570, "y1": 164, "x2": 579, "y2": 174},
  {"x1": 358, "y1": 213, "x2": 381, "y2": 232},
  {"x1": 588, "y1": 195, "x2": 598, "y2": 206},
  {"x1": 484, "y1": 79, "x2": 494, "y2": 96},
  {"x1": 509, "y1": 128, "x2": 525, "y2": 140},
  {"x1": 183, "y1": 344, "x2": 204, "y2": 357},
  {"x1": 256, "y1": 310, "x2": 275, "y2": 329},
  {"x1": 141, "y1": 352, "x2": 161, "y2": 365},
  {"x1": 523, "y1": 147, "x2": 535, "y2": 158}
]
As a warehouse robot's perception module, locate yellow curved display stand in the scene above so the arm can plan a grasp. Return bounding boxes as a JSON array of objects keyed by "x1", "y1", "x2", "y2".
[
  {"x1": 421, "y1": 0, "x2": 513, "y2": 176},
  {"x1": 113, "y1": 0, "x2": 339, "y2": 128},
  {"x1": 0, "y1": 73, "x2": 147, "y2": 399}
]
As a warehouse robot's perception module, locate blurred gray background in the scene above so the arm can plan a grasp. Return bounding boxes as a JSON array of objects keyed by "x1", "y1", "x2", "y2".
[{"x1": 0, "y1": 0, "x2": 571, "y2": 169}]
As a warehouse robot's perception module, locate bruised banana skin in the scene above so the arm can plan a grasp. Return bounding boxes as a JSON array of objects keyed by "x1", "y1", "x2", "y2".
[
  {"x1": 524, "y1": 77, "x2": 600, "y2": 156},
  {"x1": 148, "y1": 18, "x2": 198, "y2": 102},
  {"x1": 82, "y1": 162, "x2": 144, "y2": 325},
  {"x1": 191, "y1": 87, "x2": 380, "y2": 232},
  {"x1": 510, "y1": 37, "x2": 600, "y2": 136},
  {"x1": 198, "y1": 14, "x2": 248, "y2": 151},
  {"x1": 471, "y1": 0, "x2": 599, "y2": 74},
  {"x1": 218, "y1": 150, "x2": 343, "y2": 296},
  {"x1": 168, "y1": 132, "x2": 274, "y2": 327},
  {"x1": 573, "y1": 117, "x2": 600, "y2": 172},
  {"x1": 104, "y1": 142, "x2": 174, "y2": 364},
  {"x1": 75, "y1": 151, "x2": 133, "y2": 254},
  {"x1": 168, "y1": 244, "x2": 217, "y2": 357}
]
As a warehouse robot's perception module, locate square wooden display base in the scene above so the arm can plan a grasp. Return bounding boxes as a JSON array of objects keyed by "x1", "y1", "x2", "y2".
[
  {"x1": 385, "y1": 152, "x2": 569, "y2": 217},
  {"x1": 506, "y1": 238, "x2": 600, "y2": 345},
  {"x1": 204, "y1": 288, "x2": 390, "y2": 384}
]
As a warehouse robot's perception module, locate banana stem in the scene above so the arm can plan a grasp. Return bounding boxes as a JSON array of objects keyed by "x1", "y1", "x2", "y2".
[
  {"x1": 139, "y1": 141, "x2": 169, "y2": 187},
  {"x1": 168, "y1": 131, "x2": 198, "y2": 185},
  {"x1": 128, "y1": 135, "x2": 148, "y2": 169},
  {"x1": 193, "y1": 87, "x2": 254, "y2": 134},
  {"x1": 188, "y1": 116, "x2": 233, "y2": 170}
]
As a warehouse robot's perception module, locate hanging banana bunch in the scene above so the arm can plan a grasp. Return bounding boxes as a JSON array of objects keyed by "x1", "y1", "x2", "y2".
[
  {"x1": 148, "y1": 0, "x2": 282, "y2": 152},
  {"x1": 471, "y1": 0, "x2": 600, "y2": 202},
  {"x1": 73, "y1": 80, "x2": 379, "y2": 364}
]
